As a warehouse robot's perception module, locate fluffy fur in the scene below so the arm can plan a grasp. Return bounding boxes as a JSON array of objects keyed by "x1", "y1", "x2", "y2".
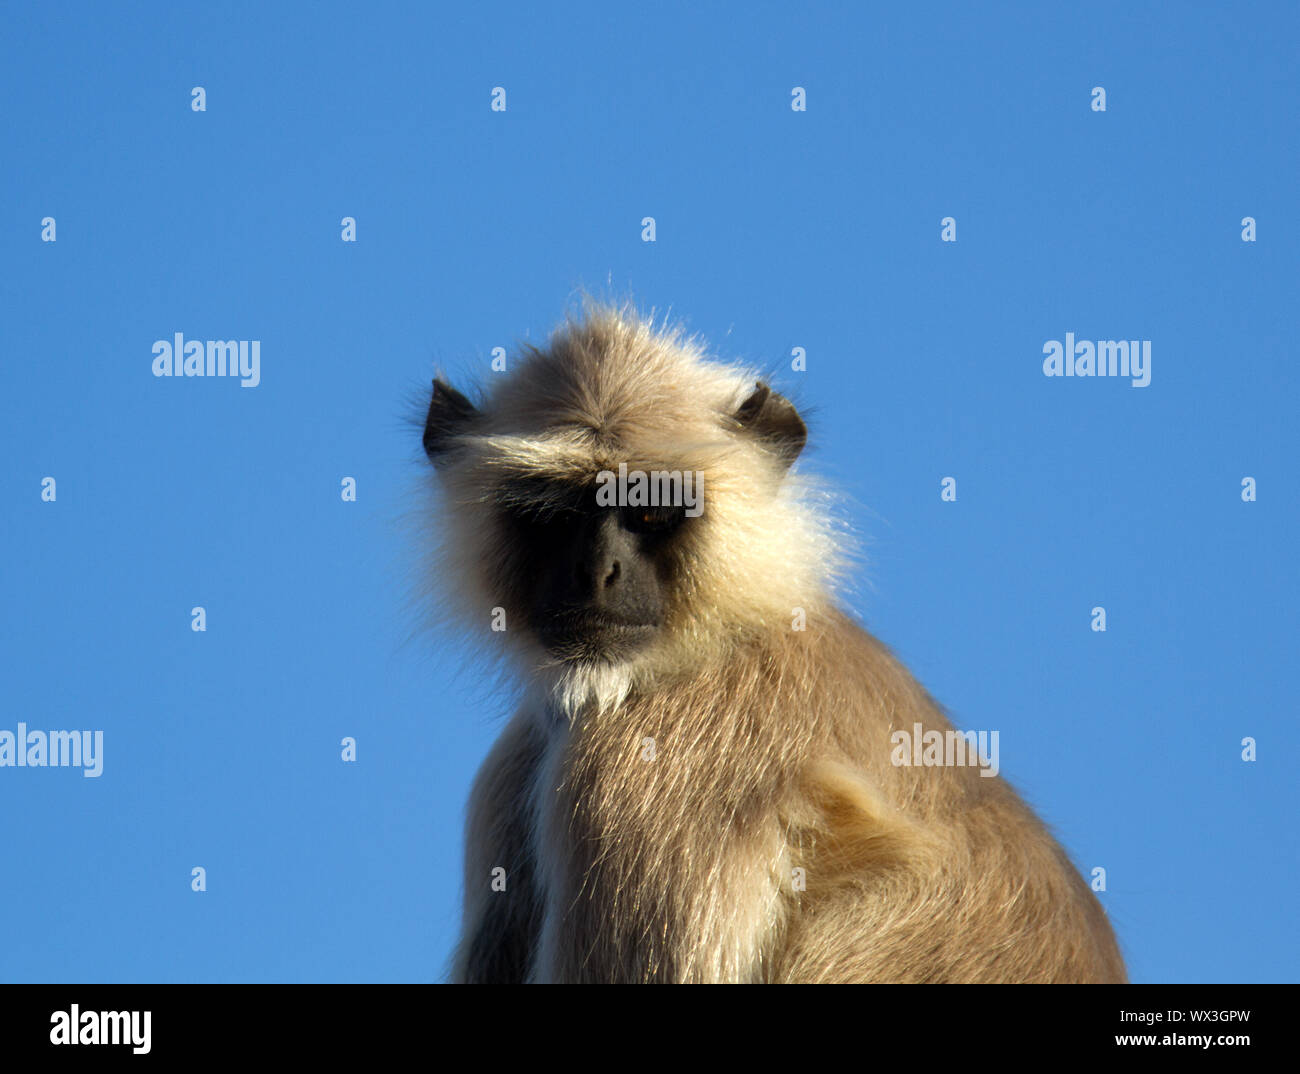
[{"x1": 426, "y1": 302, "x2": 1126, "y2": 983}]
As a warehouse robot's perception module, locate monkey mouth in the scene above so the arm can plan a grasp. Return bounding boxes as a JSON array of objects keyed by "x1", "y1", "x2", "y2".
[{"x1": 538, "y1": 609, "x2": 659, "y2": 659}]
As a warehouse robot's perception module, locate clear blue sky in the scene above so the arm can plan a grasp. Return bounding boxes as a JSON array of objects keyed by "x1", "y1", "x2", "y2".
[{"x1": 2, "y1": 1, "x2": 1296, "y2": 983}]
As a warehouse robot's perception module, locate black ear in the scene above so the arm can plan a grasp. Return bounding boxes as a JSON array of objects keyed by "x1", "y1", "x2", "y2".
[
  {"x1": 423, "y1": 378, "x2": 480, "y2": 463},
  {"x1": 733, "y1": 382, "x2": 806, "y2": 469}
]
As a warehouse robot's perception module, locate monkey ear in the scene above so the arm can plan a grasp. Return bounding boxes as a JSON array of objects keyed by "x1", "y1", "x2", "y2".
[
  {"x1": 423, "y1": 378, "x2": 480, "y2": 463},
  {"x1": 733, "y1": 382, "x2": 807, "y2": 469}
]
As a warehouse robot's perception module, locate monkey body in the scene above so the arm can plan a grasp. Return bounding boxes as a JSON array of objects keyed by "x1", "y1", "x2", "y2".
[
  {"x1": 424, "y1": 304, "x2": 1126, "y2": 984},
  {"x1": 455, "y1": 610, "x2": 1124, "y2": 983}
]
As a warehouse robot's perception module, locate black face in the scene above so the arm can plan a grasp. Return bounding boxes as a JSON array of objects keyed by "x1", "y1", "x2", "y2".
[{"x1": 497, "y1": 480, "x2": 691, "y2": 661}]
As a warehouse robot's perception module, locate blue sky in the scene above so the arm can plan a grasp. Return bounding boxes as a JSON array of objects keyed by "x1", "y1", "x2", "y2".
[{"x1": 1, "y1": 1, "x2": 1296, "y2": 982}]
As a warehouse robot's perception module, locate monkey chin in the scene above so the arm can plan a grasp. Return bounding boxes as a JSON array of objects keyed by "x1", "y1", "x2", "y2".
[{"x1": 533, "y1": 642, "x2": 645, "y2": 724}]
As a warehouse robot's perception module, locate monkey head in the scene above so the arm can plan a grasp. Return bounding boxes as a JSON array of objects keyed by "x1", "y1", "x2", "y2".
[{"x1": 421, "y1": 306, "x2": 837, "y2": 697}]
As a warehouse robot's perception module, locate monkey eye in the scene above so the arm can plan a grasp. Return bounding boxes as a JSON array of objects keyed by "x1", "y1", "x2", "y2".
[{"x1": 621, "y1": 505, "x2": 687, "y2": 535}]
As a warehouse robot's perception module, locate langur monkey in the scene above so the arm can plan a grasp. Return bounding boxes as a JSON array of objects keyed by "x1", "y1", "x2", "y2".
[{"x1": 422, "y1": 304, "x2": 1126, "y2": 983}]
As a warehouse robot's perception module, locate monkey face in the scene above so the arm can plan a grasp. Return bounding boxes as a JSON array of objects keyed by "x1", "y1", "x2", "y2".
[{"x1": 499, "y1": 483, "x2": 691, "y2": 662}]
